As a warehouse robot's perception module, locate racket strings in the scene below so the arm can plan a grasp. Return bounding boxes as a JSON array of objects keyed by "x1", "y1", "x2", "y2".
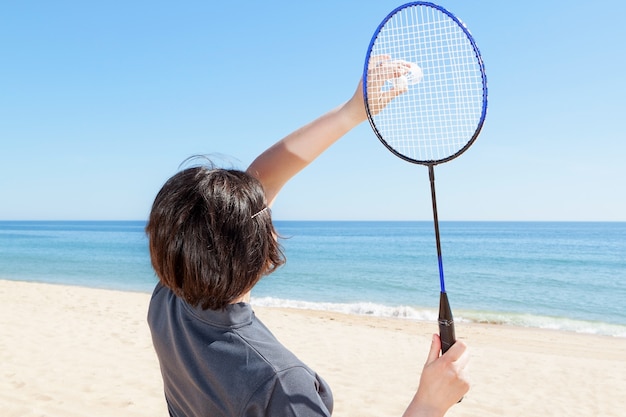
[{"x1": 367, "y1": 5, "x2": 485, "y2": 163}]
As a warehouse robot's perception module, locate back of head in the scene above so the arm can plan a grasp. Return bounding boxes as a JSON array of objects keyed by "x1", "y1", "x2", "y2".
[{"x1": 146, "y1": 165, "x2": 284, "y2": 310}]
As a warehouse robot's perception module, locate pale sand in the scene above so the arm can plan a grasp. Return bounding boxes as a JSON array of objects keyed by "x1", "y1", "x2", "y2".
[{"x1": 1, "y1": 279, "x2": 625, "y2": 417}]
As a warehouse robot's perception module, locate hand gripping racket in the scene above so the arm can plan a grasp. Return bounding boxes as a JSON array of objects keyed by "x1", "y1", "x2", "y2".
[{"x1": 363, "y1": 2, "x2": 487, "y2": 354}]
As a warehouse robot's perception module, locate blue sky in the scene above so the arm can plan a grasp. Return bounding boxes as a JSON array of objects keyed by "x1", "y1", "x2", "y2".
[{"x1": 1, "y1": 1, "x2": 625, "y2": 221}]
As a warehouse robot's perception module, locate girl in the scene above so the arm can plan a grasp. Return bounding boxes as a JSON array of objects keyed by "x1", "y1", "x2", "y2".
[{"x1": 146, "y1": 57, "x2": 469, "y2": 417}]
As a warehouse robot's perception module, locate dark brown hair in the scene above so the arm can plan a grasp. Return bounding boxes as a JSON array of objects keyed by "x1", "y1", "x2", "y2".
[{"x1": 145, "y1": 165, "x2": 285, "y2": 310}]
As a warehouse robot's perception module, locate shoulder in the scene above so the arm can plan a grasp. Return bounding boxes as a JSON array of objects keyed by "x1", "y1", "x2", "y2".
[
  {"x1": 243, "y1": 366, "x2": 333, "y2": 417},
  {"x1": 233, "y1": 319, "x2": 333, "y2": 416}
]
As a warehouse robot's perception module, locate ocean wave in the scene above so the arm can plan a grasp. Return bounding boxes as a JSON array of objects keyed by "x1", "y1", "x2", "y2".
[
  {"x1": 251, "y1": 296, "x2": 626, "y2": 338},
  {"x1": 251, "y1": 297, "x2": 438, "y2": 321},
  {"x1": 458, "y1": 309, "x2": 626, "y2": 338}
]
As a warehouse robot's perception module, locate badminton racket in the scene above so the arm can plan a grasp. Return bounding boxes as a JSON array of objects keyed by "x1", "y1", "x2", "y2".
[{"x1": 363, "y1": 2, "x2": 487, "y2": 354}]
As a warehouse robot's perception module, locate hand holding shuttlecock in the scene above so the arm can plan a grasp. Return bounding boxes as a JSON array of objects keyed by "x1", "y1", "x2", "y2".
[
  {"x1": 391, "y1": 61, "x2": 423, "y2": 90},
  {"x1": 366, "y1": 57, "x2": 423, "y2": 115}
]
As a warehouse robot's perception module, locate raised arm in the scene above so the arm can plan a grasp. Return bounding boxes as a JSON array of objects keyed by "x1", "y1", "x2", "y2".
[
  {"x1": 245, "y1": 87, "x2": 365, "y2": 208},
  {"x1": 246, "y1": 56, "x2": 409, "y2": 207}
]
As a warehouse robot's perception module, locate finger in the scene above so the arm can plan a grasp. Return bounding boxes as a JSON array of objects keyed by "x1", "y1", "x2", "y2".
[
  {"x1": 369, "y1": 54, "x2": 391, "y2": 67},
  {"x1": 442, "y1": 340, "x2": 467, "y2": 362},
  {"x1": 391, "y1": 82, "x2": 408, "y2": 96},
  {"x1": 425, "y1": 334, "x2": 441, "y2": 365},
  {"x1": 453, "y1": 347, "x2": 470, "y2": 371},
  {"x1": 378, "y1": 85, "x2": 406, "y2": 106},
  {"x1": 386, "y1": 60, "x2": 411, "y2": 78}
]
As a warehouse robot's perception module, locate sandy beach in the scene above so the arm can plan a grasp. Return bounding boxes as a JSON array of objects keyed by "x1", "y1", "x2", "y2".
[{"x1": 1, "y1": 279, "x2": 625, "y2": 417}]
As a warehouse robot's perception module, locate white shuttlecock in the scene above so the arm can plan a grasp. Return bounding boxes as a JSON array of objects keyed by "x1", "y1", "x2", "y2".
[
  {"x1": 393, "y1": 75, "x2": 409, "y2": 90},
  {"x1": 405, "y1": 62, "x2": 423, "y2": 85},
  {"x1": 391, "y1": 61, "x2": 423, "y2": 89}
]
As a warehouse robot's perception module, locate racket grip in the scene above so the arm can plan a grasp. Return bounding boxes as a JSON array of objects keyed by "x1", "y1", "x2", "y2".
[{"x1": 438, "y1": 291, "x2": 456, "y2": 354}]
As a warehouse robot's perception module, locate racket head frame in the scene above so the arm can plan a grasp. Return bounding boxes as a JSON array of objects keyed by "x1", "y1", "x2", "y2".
[{"x1": 363, "y1": 1, "x2": 488, "y2": 166}]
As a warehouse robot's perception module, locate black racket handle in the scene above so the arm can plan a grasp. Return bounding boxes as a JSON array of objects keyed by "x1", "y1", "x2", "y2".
[
  {"x1": 439, "y1": 319, "x2": 456, "y2": 354},
  {"x1": 438, "y1": 292, "x2": 456, "y2": 354},
  {"x1": 438, "y1": 292, "x2": 463, "y2": 403}
]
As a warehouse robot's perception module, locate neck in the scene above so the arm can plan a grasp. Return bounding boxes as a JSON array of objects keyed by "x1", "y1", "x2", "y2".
[{"x1": 230, "y1": 291, "x2": 251, "y2": 304}]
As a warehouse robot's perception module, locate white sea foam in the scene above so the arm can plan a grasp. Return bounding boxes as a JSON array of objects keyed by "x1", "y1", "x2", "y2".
[
  {"x1": 252, "y1": 297, "x2": 438, "y2": 321},
  {"x1": 251, "y1": 297, "x2": 626, "y2": 338},
  {"x1": 458, "y1": 309, "x2": 626, "y2": 338}
]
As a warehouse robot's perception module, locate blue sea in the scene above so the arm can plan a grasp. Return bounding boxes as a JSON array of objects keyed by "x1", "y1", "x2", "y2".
[{"x1": 1, "y1": 221, "x2": 625, "y2": 337}]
